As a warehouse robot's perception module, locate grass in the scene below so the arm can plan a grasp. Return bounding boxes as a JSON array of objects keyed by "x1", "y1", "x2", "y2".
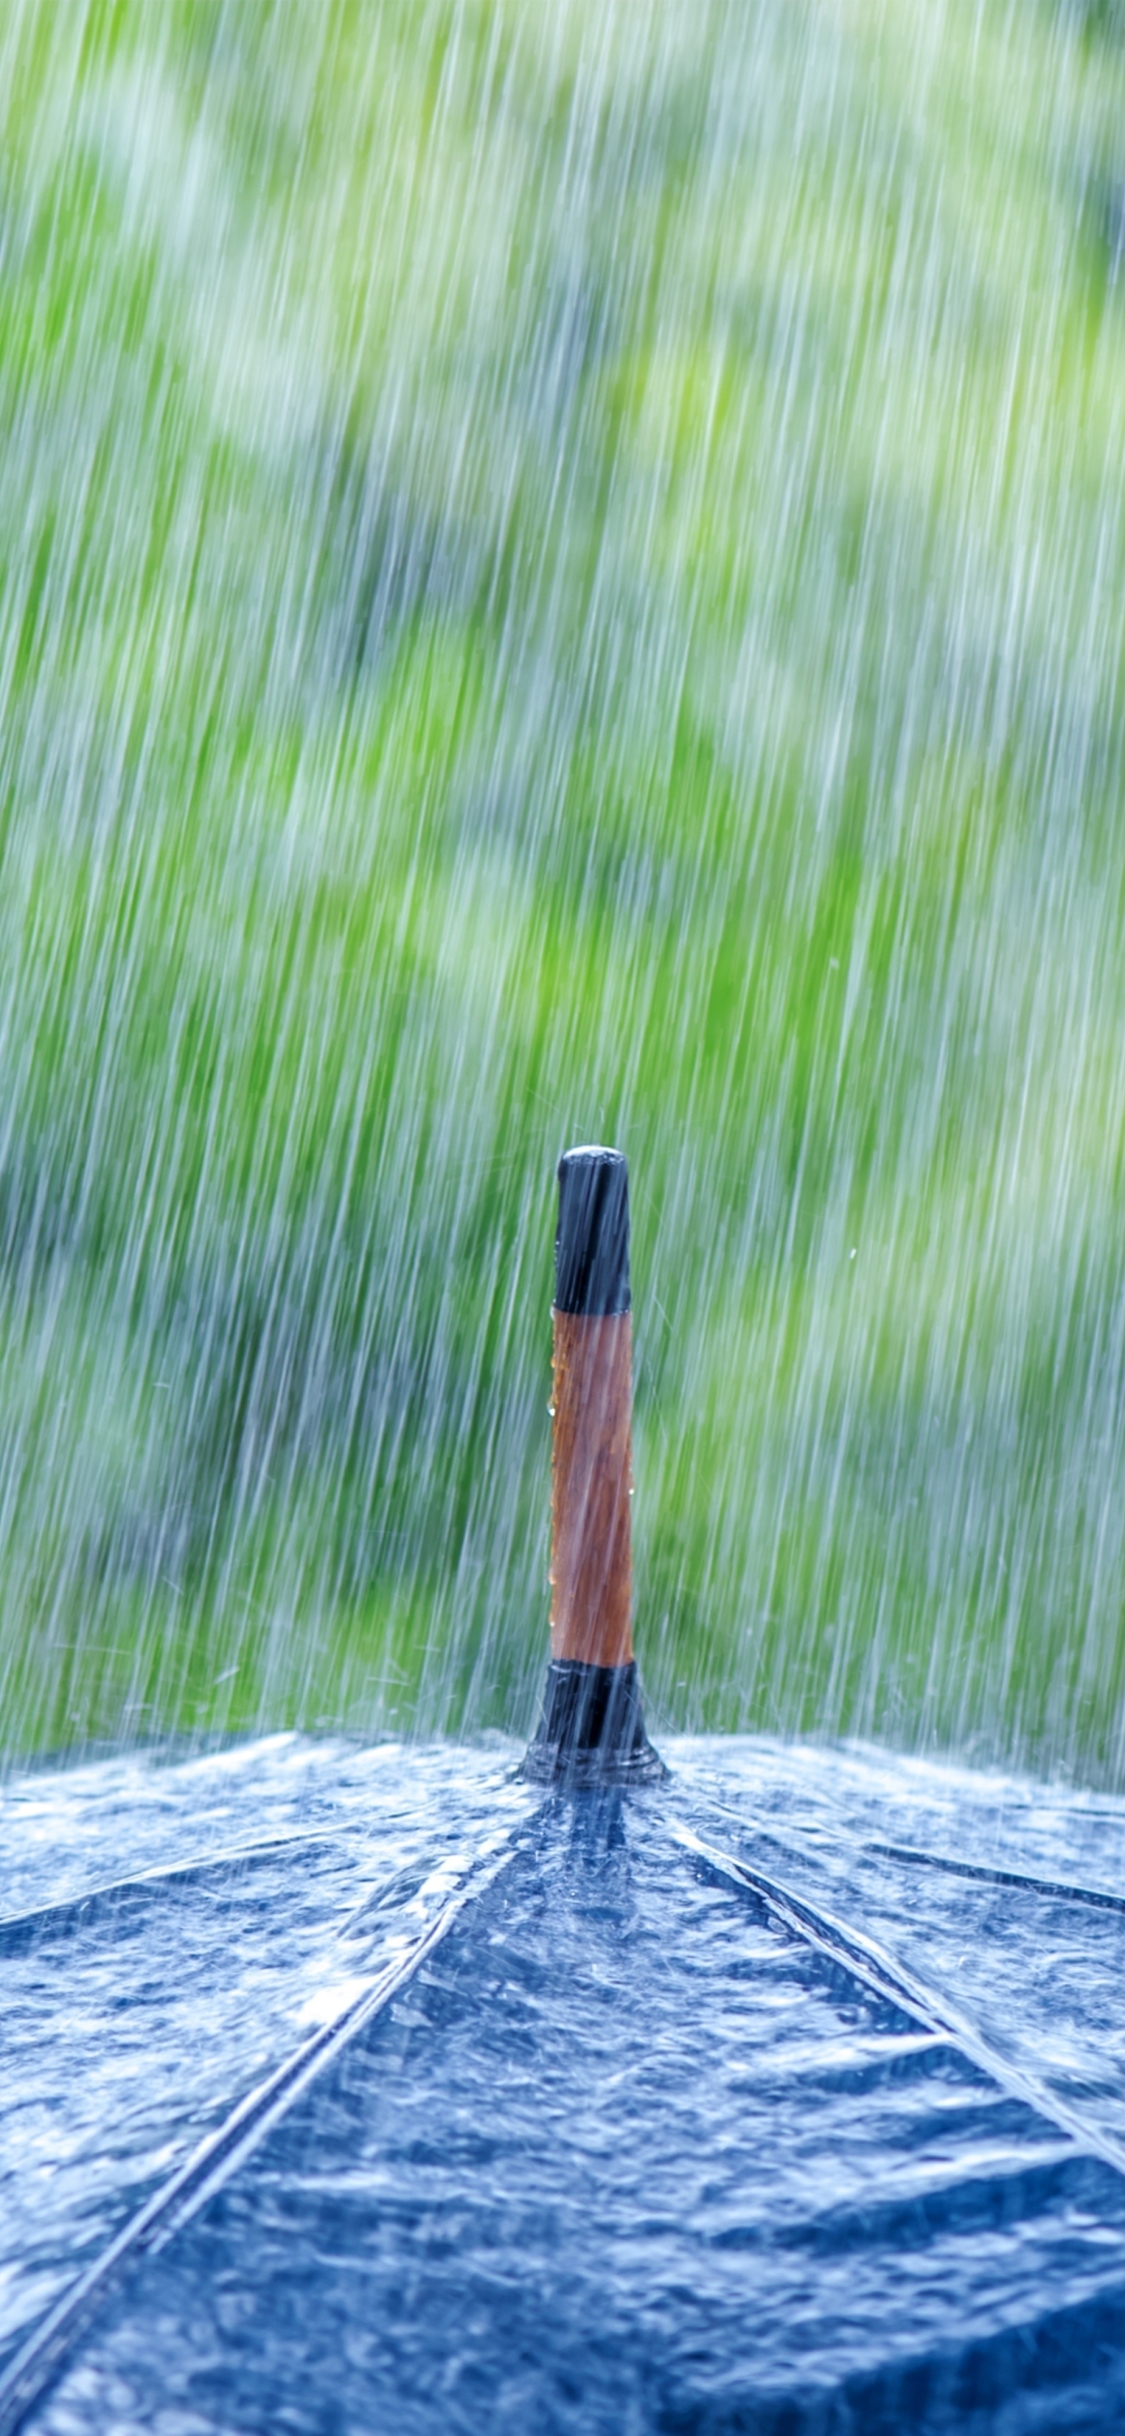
[{"x1": 2, "y1": 0, "x2": 1125, "y2": 1777}]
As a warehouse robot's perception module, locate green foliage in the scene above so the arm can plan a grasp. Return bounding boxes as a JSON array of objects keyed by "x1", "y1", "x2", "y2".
[{"x1": 2, "y1": 0, "x2": 1125, "y2": 1777}]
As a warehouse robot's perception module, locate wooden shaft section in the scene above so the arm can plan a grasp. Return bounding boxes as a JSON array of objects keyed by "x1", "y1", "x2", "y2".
[
  {"x1": 549, "y1": 1309, "x2": 634, "y2": 1668},
  {"x1": 521, "y1": 1144, "x2": 664, "y2": 1784}
]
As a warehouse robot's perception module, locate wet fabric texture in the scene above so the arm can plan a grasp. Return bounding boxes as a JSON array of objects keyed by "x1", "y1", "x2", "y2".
[{"x1": 4, "y1": 1735, "x2": 1125, "y2": 2431}]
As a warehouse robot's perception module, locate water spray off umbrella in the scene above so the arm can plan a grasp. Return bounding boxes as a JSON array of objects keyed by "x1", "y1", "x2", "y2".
[{"x1": 522, "y1": 1146, "x2": 665, "y2": 1787}]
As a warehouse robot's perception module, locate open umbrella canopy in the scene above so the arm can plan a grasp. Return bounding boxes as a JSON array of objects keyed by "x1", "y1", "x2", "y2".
[{"x1": 5, "y1": 1736, "x2": 1125, "y2": 2432}]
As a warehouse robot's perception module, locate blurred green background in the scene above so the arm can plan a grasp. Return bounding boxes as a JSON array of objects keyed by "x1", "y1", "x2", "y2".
[{"x1": 3, "y1": 0, "x2": 1125, "y2": 1776}]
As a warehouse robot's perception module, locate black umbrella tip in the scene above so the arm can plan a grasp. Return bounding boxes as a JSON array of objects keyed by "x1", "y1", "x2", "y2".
[{"x1": 554, "y1": 1146, "x2": 630, "y2": 1317}]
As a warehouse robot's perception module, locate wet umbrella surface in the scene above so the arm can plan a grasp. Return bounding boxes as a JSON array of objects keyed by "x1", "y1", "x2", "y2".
[{"x1": 4, "y1": 1737, "x2": 1125, "y2": 2432}]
